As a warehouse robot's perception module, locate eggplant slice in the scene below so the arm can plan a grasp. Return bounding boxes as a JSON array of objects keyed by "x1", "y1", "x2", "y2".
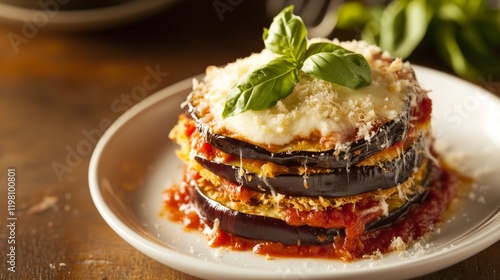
[
  {"x1": 190, "y1": 178, "x2": 431, "y2": 245},
  {"x1": 195, "y1": 136, "x2": 425, "y2": 197},
  {"x1": 188, "y1": 98, "x2": 410, "y2": 169},
  {"x1": 365, "y1": 170, "x2": 432, "y2": 231},
  {"x1": 191, "y1": 183, "x2": 343, "y2": 245}
]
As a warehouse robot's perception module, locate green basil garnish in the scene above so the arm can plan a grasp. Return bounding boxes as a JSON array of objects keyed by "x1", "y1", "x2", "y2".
[
  {"x1": 302, "y1": 50, "x2": 372, "y2": 90},
  {"x1": 222, "y1": 57, "x2": 298, "y2": 118},
  {"x1": 263, "y1": 6, "x2": 307, "y2": 64},
  {"x1": 222, "y1": 5, "x2": 372, "y2": 118}
]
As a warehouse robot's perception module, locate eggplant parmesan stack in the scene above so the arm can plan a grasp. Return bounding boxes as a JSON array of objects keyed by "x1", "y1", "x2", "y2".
[{"x1": 165, "y1": 38, "x2": 460, "y2": 260}]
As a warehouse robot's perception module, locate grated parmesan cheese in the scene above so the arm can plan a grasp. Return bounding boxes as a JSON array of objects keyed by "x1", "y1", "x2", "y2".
[
  {"x1": 389, "y1": 236, "x2": 407, "y2": 251},
  {"x1": 191, "y1": 39, "x2": 415, "y2": 150}
]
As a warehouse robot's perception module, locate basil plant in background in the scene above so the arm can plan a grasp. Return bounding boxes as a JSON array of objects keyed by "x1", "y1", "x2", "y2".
[{"x1": 336, "y1": 0, "x2": 500, "y2": 81}]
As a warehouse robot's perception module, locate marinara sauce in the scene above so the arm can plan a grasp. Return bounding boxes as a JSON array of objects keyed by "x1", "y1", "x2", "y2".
[{"x1": 162, "y1": 162, "x2": 463, "y2": 261}]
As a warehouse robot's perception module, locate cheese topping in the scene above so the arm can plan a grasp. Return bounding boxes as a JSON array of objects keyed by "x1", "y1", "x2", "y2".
[{"x1": 191, "y1": 39, "x2": 416, "y2": 150}]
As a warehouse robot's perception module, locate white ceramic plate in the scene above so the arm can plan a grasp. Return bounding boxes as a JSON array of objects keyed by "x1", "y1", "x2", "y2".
[
  {"x1": 89, "y1": 66, "x2": 500, "y2": 280},
  {"x1": 0, "y1": 0, "x2": 178, "y2": 32}
]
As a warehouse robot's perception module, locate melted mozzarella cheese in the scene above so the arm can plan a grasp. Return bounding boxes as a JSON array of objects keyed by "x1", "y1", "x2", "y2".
[{"x1": 192, "y1": 39, "x2": 415, "y2": 149}]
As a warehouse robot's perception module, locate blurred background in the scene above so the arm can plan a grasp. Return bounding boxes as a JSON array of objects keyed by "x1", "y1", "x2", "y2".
[{"x1": 0, "y1": 0, "x2": 498, "y2": 279}]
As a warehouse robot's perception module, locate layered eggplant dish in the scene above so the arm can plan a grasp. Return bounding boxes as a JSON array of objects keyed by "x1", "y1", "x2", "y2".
[{"x1": 164, "y1": 7, "x2": 462, "y2": 260}]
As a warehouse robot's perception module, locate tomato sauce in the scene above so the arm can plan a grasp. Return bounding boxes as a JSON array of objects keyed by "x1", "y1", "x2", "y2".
[{"x1": 162, "y1": 163, "x2": 462, "y2": 261}]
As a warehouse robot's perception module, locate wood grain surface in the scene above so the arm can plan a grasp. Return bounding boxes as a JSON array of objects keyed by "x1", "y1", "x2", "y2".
[{"x1": 0, "y1": 1, "x2": 498, "y2": 279}]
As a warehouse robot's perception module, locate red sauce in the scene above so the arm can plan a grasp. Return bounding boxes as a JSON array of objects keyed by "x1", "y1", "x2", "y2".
[
  {"x1": 183, "y1": 119, "x2": 196, "y2": 138},
  {"x1": 413, "y1": 97, "x2": 433, "y2": 125},
  {"x1": 162, "y1": 164, "x2": 462, "y2": 261}
]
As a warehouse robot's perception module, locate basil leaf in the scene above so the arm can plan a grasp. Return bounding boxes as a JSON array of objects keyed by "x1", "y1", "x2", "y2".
[
  {"x1": 456, "y1": 23, "x2": 500, "y2": 74},
  {"x1": 335, "y1": 1, "x2": 372, "y2": 29},
  {"x1": 263, "y1": 5, "x2": 307, "y2": 63},
  {"x1": 475, "y1": 13, "x2": 500, "y2": 47},
  {"x1": 222, "y1": 57, "x2": 298, "y2": 118},
  {"x1": 304, "y1": 42, "x2": 343, "y2": 59},
  {"x1": 361, "y1": 7, "x2": 384, "y2": 44},
  {"x1": 301, "y1": 50, "x2": 371, "y2": 89},
  {"x1": 379, "y1": 0, "x2": 430, "y2": 58},
  {"x1": 432, "y1": 22, "x2": 476, "y2": 79}
]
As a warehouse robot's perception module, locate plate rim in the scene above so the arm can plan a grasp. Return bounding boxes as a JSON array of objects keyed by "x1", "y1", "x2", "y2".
[
  {"x1": 89, "y1": 65, "x2": 500, "y2": 280},
  {"x1": 0, "y1": 0, "x2": 178, "y2": 31}
]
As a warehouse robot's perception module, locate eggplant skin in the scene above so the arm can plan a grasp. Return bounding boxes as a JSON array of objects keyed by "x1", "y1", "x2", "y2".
[
  {"x1": 194, "y1": 136, "x2": 425, "y2": 197},
  {"x1": 365, "y1": 171, "x2": 434, "y2": 231},
  {"x1": 188, "y1": 99, "x2": 410, "y2": 169},
  {"x1": 189, "y1": 175, "x2": 431, "y2": 245},
  {"x1": 190, "y1": 183, "x2": 343, "y2": 245}
]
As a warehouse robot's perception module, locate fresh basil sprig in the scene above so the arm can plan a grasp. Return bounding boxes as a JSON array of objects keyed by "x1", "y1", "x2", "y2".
[{"x1": 222, "y1": 6, "x2": 372, "y2": 118}]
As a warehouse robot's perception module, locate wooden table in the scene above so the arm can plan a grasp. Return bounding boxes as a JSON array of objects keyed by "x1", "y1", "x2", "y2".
[{"x1": 0, "y1": 1, "x2": 498, "y2": 279}]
